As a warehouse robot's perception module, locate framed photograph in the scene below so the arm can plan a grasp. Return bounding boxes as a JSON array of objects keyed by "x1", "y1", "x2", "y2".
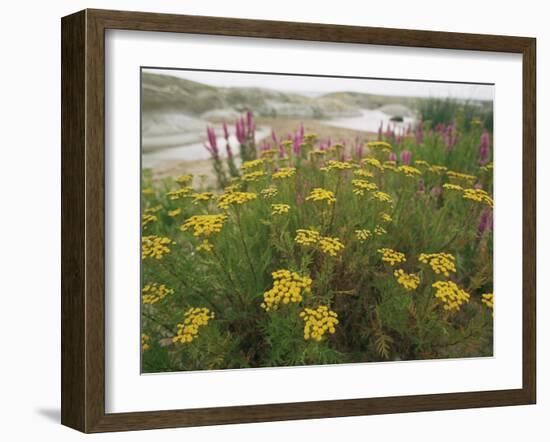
[{"x1": 61, "y1": 9, "x2": 536, "y2": 432}]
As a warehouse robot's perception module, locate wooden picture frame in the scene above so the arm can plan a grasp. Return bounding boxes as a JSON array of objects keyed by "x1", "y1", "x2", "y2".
[{"x1": 61, "y1": 8, "x2": 536, "y2": 433}]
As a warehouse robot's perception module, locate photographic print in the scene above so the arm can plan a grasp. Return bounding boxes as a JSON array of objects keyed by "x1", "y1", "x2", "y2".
[{"x1": 140, "y1": 68, "x2": 494, "y2": 373}]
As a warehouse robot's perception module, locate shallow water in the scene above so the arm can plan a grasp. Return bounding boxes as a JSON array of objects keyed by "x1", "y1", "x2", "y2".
[{"x1": 322, "y1": 108, "x2": 415, "y2": 133}]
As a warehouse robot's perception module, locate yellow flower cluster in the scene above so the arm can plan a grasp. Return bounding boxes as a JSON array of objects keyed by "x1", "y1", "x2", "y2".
[
  {"x1": 481, "y1": 293, "x2": 494, "y2": 310},
  {"x1": 142, "y1": 212, "x2": 157, "y2": 228},
  {"x1": 393, "y1": 269, "x2": 420, "y2": 291},
  {"x1": 260, "y1": 186, "x2": 278, "y2": 198},
  {"x1": 166, "y1": 187, "x2": 193, "y2": 200},
  {"x1": 142, "y1": 187, "x2": 154, "y2": 195},
  {"x1": 141, "y1": 235, "x2": 173, "y2": 260},
  {"x1": 299, "y1": 306, "x2": 339, "y2": 341},
  {"x1": 295, "y1": 229, "x2": 344, "y2": 257},
  {"x1": 318, "y1": 236, "x2": 345, "y2": 257},
  {"x1": 241, "y1": 159, "x2": 264, "y2": 170},
  {"x1": 380, "y1": 213, "x2": 392, "y2": 223},
  {"x1": 419, "y1": 253, "x2": 456, "y2": 276},
  {"x1": 271, "y1": 203, "x2": 291, "y2": 215},
  {"x1": 310, "y1": 149, "x2": 327, "y2": 157},
  {"x1": 261, "y1": 269, "x2": 313, "y2": 311},
  {"x1": 367, "y1": 141, "x2": 392, "y2": 152},
  {"x1": 295, "y1": 229, "x2": 321, "y2": 246},
  {"x1": 383, "y1": 161, "x2": 397, "y2": 171},
  {"x1": 192, "y1": 192, "x2": 214, "y2": 203},
  {"x1": 432, "y1": 281, "x2": 470, "y2": 311},
  {"x1": 180, "y1": 214, "x2": 227, "y2": 237},
  {"x1": 196, "y1": 239, "x2": 214, "y2": 253},
  {"x1": 355, "y1": 229, "x2": 372, "y2": 242},
  {"x1": 447, "y1": 170, "x2": 476, "y2": 183},
  {"x1": 414, "y1": 160, "x2": 430, "y2": 167},
  {"x1": 352, "y1": 179, "x2": 378, "y2": 196},
  {"x1": 306, "y1": 188, "x2": 336, "y2": 205},
  {"x1": 325, "y1": 160, "x2": 354, "y2": 171},
  {"x1": 242, "y1": 170, "x2": 265, "y2": 182},
  {"x1": 443, "y1": 183, "x2": 464, "y2": 192},
  {"x1": 260, "y1": 148, "x2": 278, "y2": 158},
  {"x1": 141, "y1": 334, "x2": 150, "y2": 351},
  {"x1": 362, "y1": 157, "x2": 383, "y2": 171},
  {"x1": 398, "y1": 165, "x2": 422, "y2": 177},
  {"x1": 354, "y1": 169, "x2": 375, "y2": 178},
  {"x1": 218, "y1": 191, "x2": 257, "y2": 209},
  {"x1": 175, "y1": 174, "x2": 193, "y2": 186},
  {"x1": 168, "y1": 208, "x2": 182, "y2": 217},
  {"x1": 374, "y1": 225, "x2": 387, "y2": 236},
  {"x1": 272, "y1": 167, "x2": 296, "y2": 179},
  {"x1": 463, "y1": 188, "x2": 494, "y2": 208},
  {"x1": 371, "y1": 191, "x2": 393, "y2": 204},
  {"x1": 378, "y1": 248, "x2": 406, "y2": 266},
  {"x1": 142, "y1": 283, "x2": 174, "y2": 305},
  {"x1": 173, "y1": 307, "x2": 215, "y2": 344},
  {"x1": 429, "y1": 165, "x2": 448, "y2": 174}
]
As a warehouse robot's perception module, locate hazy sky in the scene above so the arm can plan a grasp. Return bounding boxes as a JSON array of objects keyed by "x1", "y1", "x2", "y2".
[{"x1": 144, "y1": 68, "x2": 494, "y2": 101}]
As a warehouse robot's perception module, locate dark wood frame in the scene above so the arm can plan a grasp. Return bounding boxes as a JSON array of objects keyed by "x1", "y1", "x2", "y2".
[{"x1": 61, "y1": 8, "x2": 536, "y2": 433}]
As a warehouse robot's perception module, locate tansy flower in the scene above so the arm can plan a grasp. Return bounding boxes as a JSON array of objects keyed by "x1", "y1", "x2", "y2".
[
  {"x1": 371, "y1": 191, "x2": 393, "y2": 204},
  {"x1": 352, "y1": 179, "x2": 378, "y2": 196},
  {"x1": 383, "y1": 161, "x2": 397, "y2": 172},
  {"x1": 419, "y1": 252, "x2": 456, "y2": 276},
  {"x1": 394, "y1": 269, "x2": 420, "y2": 291},
  {"x1": 374, "y1": 225, "x2": 387, "y2": 236},
  {"x1": 463, "y1": 188, "x2": 494, "y2": 208},
  {"x1": 325, "y1": 160, "x2": 354, "y2": 171},
  {"x1": 168, "y1": 208, "x2": 182, "y2": 217},
  {"x1": 398, "y1": 165, "x2": 422, "y2": 177},
  {"x1": 175, "y1": 174, "x2": 193, "y2": 186},
  {"x1": 481, "y1": 293, "x2": 494, "y2": 310},
  {"x1": 180, "y1": 214, "x2": 227, "y2": 237},
  {"x1": 300, "y1": 306, "x2": 339, "y2": 341},
  {"x1": 378, "y1": 248, "x2": 406, "y2": 266},
  {"x1": 295, "y1": 229, "x2": 321, "y2": 246},
  {"x1": 355, "y1": 229, "x2": 372, "y2": 242},
  {"x1": 141, "y1": 334, "x2": 150, "y2": 351},
  {"x1": 367, "y1": 141, "x2": 392, "y2": 152},
  {"x1": 196, "y1": 240, "x2": 214, "y2": 253},
  {"x1": 354, "y1": 169, "x2": 375, "y2": 178},
  {"x1": 443, "y1": 183, "x2": 463, "y2": 192},
  {"x1": 362, "y1": 157, "x2": 383, "y2": 171},
  {"x1": 166, "y1": 187, "x2": 193, "y2": 200},
  {"x1": 414, "y1": 160, "x2": 430, "y2": 167},
  {"x1": 271, "y1": 204, "x2": 290, "y2": 215},
  {"x1": 192, "y1": 192, "x2": 214, "y2": 203},
  {"x1": 260, "y1": 186, "x2": 278, "y2": 198},
  {"x1": 142, "y1": 235, "x2": 173, "y2": 260},
  {"x1": 260, "y1": 148, "x2": 278, "y2": 158},
  {"x1": 432, "y1": 281, "x2": 470, "y2": 311},
  {"x1": 306, "y1": 188, "x2": 336, "y2": 205},
  {"x1": 429, "y1": 165, "x2": 448, "y2": 174},
  {"x1": 380, "y1": 213, "x2": 392, "y2": 223},
  {"x1": 241, "y1": 159, "x2": 265, "y2": 170},
  {"x1": 217, "y1": 191, "x2": 257, "y2": 209},
  {"x1": 242, "y1": 170, "x2": 265, "y2": 182},
  {"x1": 447, "y1": 170, "x2": 476, "y2": 184},
  {"x1": 318, "y1": 236, "x2": 345, "y2": 257},
  {"x1": 272, "y1": 167, "x2": 296, "y2": 179},
  {"x1": 173, "y1": 307, "x2": 215, "y2": 344},
  {"x1": 142, "y1": 212, "x2": 157, "y2": 228},
  {"x1": 142, "y1": 283, "x2": 174, "y2": 305},
  {"x1": 261, "y1": 269, "x2": 312, "y2": 311}
]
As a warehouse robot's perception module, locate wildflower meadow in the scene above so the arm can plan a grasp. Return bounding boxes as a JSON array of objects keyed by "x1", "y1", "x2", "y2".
[{"x1": 141, "y1": 107, "x2": 494, "y2": 373}]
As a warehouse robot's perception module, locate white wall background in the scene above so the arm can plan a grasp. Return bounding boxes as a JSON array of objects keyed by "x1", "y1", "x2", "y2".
[{"x1": 0, "y1": 0, "x2": 546, "y2": 440}]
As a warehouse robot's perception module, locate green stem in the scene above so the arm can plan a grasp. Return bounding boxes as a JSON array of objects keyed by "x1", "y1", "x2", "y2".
[{"x1": 235, "y1": 207, "x2": 258, "y2": 289}]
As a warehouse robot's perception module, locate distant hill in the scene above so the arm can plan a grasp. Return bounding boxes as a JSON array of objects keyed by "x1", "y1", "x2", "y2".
[{"x1": 141, "y1": 72, "x2": 420, "y2": 120}]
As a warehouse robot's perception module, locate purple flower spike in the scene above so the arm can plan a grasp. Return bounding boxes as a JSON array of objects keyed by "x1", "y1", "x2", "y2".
[
  {"x1": 378, "y1": 122, "x2": 383, "y2": 141},
  {"x1": 235, "y1": 118, "x2": 246, "y2": 144},
  {"x1": 415, "y1": 121, "x2": 424, "y2": 144},
  {"x1": 388, "y1": 152, "x2": 397, "y2": 162},
  {"x1": 479, "y1": 130, "x2": 491, "y2": 165},
  {"x1": 222, "y1": 122, "x2": 230, "y2": 141},
  {"x1": 431, "y1": 186, "x2": 442, "y2": 198},
  {"x1": 271, "y1": 129, "x2": 279, "y2": 145},
  {"x1": 400, "y1": 150, "x2": 412, "y2": 165},
  {"x1": 477, "y1": 209, "x2": 493, "y2": 236},
  {"x1": 204, "y1": 126, "x2": 219, "y2": 155}
]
